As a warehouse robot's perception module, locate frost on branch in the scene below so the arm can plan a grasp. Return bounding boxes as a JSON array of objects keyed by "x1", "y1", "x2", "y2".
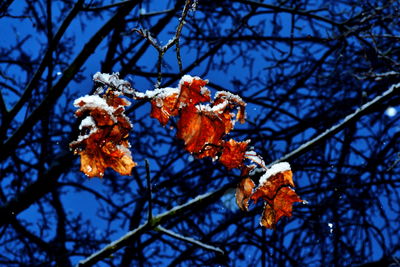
[{"x1": 70, "y1": 87, "x2": 136, "y2": 178}]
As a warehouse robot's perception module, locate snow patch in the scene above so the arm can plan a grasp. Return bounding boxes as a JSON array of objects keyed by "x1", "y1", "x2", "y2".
[
  {"x1": 200, "y1": 86, "x2": 210, "y2": 96},
  {"x1": 179, "y1": 74, "x2": 207, "y2": 86},
  {"x1": 259, "y1": 162, "x2": 291, "y2": 185},
  {"x1": 385, "y1": 106, "x2": 397, "y2": 117},
  {"x1": 79, "y1": 116, "x2": 95, "y2": 130},
  {"x1": 73, "y1": 95, "x2": 117, "y2": 123},
  {"x1": 196, "y1": 101, "x2": 228, "y2": 114},
  {"x1": 74, "y1": 95, "x2": 108, "y2": 109},
  {"x1": 215, "y1": 90, "x2": 245, "y2": 105},
  {"x1": 245, "y1": 151, "x2": 266, "y2": 169},
  {"x1": 93, "y1": 72, "x2": 133, "y2": 95},
  {"x1": 144, "y1": 87, "x2": 179, "y2": 99}
]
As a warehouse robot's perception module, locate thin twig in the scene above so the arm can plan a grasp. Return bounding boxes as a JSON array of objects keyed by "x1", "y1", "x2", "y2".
[
  {"x1": 145, "y1": 159, "x2": 153, "y2": 222},
  {"x1": 234, "y1": 0, "x2": 341, "y2": 26},
  {"x1": 133, "y1": 0, "x2": 194, "y2": 86},
  {"x1": 155, "y1": 225, "x2": 224, "y2": 255},
  {"x1": 169, "y1": 0, "x2": 192, "y2": 73},
  {"x1": 176, "y1": 39, "x2": 183, "y2": 73}
]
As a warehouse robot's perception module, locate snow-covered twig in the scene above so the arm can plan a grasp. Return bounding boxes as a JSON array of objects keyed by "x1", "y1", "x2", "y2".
[
  {"x1": 155, "y1": 225, "x2": 224, "y2": 255},
  {"x1": 271, "y1": 82, "x2": 400, "y2": 166}
]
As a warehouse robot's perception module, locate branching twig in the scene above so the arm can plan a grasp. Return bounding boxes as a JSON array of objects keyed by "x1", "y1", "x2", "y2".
[
  {"x1": 76, "y1": 184, "x2": 229, "y2": 266},
  {"x1": 134, "y1": 0, "x2": 194, "y2": 87},
  {"x1": 155, "y1": 225, "x2": 224, "y2": 255}
]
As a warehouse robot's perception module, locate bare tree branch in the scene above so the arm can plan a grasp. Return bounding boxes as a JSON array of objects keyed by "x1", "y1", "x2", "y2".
[{"x1": 155, "y1": 225, "x2": 225, "y2": 255}]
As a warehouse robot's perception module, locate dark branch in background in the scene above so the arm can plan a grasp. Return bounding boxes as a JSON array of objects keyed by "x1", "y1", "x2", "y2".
[
  {"x1": 145, "y1": 159, "x2": 153, "y2": 222},
  {"x1": 0, "y1": 1, "x2": 139, "y2": 162},
  {"x1": 81, "y1": 0, "x2": 132, "y2": 12},
  {"x1": 0, "y1": 0, "x2": 85, "y2": 142},
  {"x1": 1, "y1": 1, "x2": 399, "y2": 266},
  {"x1": 0, "y1": 0, "x2": 15, "y2": 17},
  {"x1": 234, "y1": 0, "x2": 341, "y2": 26},
  {"x1": 0, "y1": 151, "x2": 74, "y2": 226},
  {"x1": 0, "y1": 1, "x2": 141, "y2": 224}
]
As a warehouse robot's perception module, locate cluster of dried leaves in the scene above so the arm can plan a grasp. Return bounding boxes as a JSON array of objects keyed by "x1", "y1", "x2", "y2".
[
  {"x1": 70, "y1": 74, "x2": 302, "y2": 229},
  {"x1": 69, "y1": 89, "x2": 136, "y2": 178},
  {"x1": 149, "y1": 76, "x2": 248, "y2": 169}
]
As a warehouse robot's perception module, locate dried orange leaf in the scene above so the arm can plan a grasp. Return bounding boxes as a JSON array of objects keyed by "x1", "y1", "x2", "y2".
[
  {"x1": 251, "y1": 169, "x2": 294, "y2": 203},
  {"x1": 236, "y1": 177, "x2": 255, "y2": 211},
  {"x1": 147, "y1": 75, "x2": 250, "y2": 169},
  {"x1": 248, "y1": 162, "x2": 303, "y2": 228},
  {"x1": 177, "y1": 105, "x2": 225, "y2": 158},
  {"x1": 260, "y1": 187, "x2": 302, "y2": 229},
  {"x1": 150, "y1": 92, "x2": 179, "y2": 126},
  {"x1": 177, "y1": 76, "x2": 210, "y2": 107},
  {"x1": 219, "y1": 139, "x2": 249, "y2": 169}
]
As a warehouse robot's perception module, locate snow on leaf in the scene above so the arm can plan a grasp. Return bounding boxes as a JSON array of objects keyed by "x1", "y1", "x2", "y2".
[
  {"x1": 236, "y1": 177, "x2": 255, "y2": 211},
  {"x1": 247, "y1": 165, "x2": 302, "y2": 229},
  {"x1": 150, "y1": 91, "x2": 179, "y2": 126},
  {"x1": 177, "y1": 75, "x2": 210, "y2": 107},
  {"x1": 70, "y1": 90, "x2": 136, "y2": 178},
  {"x1": 259, "y1": 162, "x2": 292, "y2": 186},
  {"x1": 251, "y1": 169, "x2": 295, "y2": 202},
  {"x1": 214, "y1": 91, "x2": 246, "y2": 124},
  {"x1": 148, "y1": 75, "x2": 248, "y2": 166}
]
